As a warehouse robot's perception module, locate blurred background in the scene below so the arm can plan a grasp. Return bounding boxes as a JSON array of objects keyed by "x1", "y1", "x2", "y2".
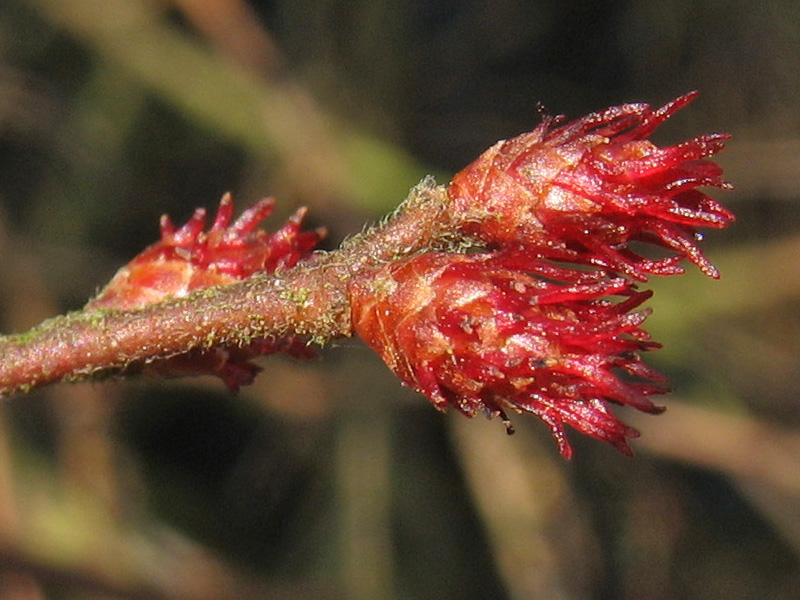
[{"x1": 0, "y1": 0, "x2": 798, "y2": 598}]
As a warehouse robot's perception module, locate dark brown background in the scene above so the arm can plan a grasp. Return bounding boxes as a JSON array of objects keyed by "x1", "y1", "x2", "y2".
[{"x1": 0, "y1": 1, "x2": 798, "y2": 599}]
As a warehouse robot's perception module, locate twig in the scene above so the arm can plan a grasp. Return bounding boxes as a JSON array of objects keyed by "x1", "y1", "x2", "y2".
[{"x1": 0, "y1": 180, "x2": 451, "y2": 397}]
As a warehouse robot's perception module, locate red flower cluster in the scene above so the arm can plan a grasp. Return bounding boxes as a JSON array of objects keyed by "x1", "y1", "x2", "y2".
[
  {"x1": 351, "y1": 93, "x2": 734, "y2": 457},
  {"x1": 88, "y1": 193, "x2": 324, "y2": 390},
  {"x1": 351, "y1": 251, "x2": 666, "y2": 458},
  {"x1": 447, "y1": 92, "x2": 734, "y2": 280},
  {"x1": 89, "y1": 193, "x2": 321, "y2": 310}
]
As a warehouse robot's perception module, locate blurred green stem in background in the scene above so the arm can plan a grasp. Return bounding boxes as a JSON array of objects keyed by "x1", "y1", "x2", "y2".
[{"x1": 25, "y1": 0, "x2": 434, "y2": 212}]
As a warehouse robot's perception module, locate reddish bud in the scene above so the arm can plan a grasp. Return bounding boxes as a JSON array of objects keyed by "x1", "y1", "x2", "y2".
[
  {"x1": 90, "y1": 193, "x2": 322, "y2": 309},
  {"x1": 350, "y1": 251, "x2": 667, "y2": 458},
  {"x1": 88, "y1": 193, "x2": 324, "y2": 390},
  {"x1": 447, "y1": 92, "x2": 734, "y2": 280}
]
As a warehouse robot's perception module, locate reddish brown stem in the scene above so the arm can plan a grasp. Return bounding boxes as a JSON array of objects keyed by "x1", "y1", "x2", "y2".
[{"x1": 0, "y1": 178, "x2": 452, "y2": 397}]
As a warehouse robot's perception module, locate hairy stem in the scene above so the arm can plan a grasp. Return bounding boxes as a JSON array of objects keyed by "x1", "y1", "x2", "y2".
[{"x1": 0, "y1": 178, "x2": 452, "y2": 397}]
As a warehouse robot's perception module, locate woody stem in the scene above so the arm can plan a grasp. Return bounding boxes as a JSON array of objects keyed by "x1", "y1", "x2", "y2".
[{"x1": 0, "y1": 179, "x2": 453, "y2": 397}]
